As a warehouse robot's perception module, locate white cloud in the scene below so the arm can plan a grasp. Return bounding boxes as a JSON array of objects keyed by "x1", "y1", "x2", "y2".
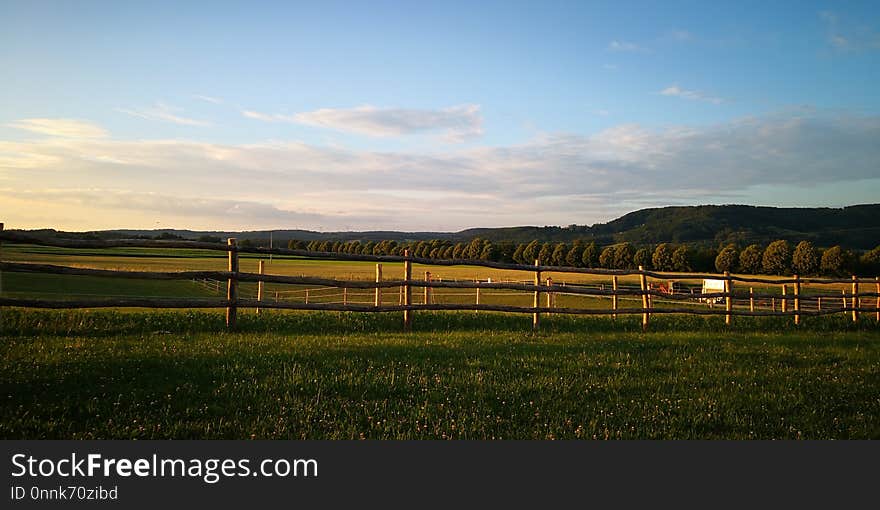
[
  {"x1": 608, "y1": 40, "x2": 645, "y2": 52},
  {"x1": 242, "y1": 110, "x2": 287, "y2": 122},
  {"x1": 244, "y1": 104, "x2": 484, "y2": 142},
  {"x1": 194, "y1": 95, "x2": 223, "y2": 104},
  {"x1": 602, "y1": 64, "x2": 618, "y2": 71},
  {"x1": 8, "y1": 118, "x2": 108, "y2": 138},
  {"x1": 117, "y1": 102, "x2": 212, "y2": 126},
  {"x1": 659, "y1": 85, "x2": 725, "y2": 104},
  {"x1": 2, "y1": 111, "x2": 878, "y2": 230}
]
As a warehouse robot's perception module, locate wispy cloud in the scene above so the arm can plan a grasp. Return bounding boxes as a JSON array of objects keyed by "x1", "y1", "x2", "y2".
[
  {"x1": 602, "y1": 63, "x2": 618, "y2": 71},
  {"x1": 194, "y1": 95, "x2": 223, "y2": 104},
  {"x1": 820, "y1": 11, "x2": 880, "y2": 52},
  {"x1": 659, "y1": 85, "x2": 725, "y2": 104},
  {"x1": 3, "y1": 111, "x2": 878, "y2": 230},
  {"x1": 242, "y1": 110, "x2": 289, "y2": 122},
  {"x1": 244, "y1": 104, "x2": 484, "y2": 142},
  {"x1": 8, "y1": 118, "x2": 108, "y2": 138},
  {"x1": 608, "y1": 40, "x2": 646, "y2": 52},
  {"x1": 117, "y1": 102, "x2": 212, "y2": 126}
]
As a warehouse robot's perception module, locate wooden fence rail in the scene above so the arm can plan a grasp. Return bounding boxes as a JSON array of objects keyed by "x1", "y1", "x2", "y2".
[{"x1": 1, "y1": 232, "x2": 878, "y2": 330}]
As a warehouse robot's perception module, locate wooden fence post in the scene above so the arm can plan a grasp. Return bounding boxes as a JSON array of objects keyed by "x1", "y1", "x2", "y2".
[
  {"x1": 226, "y1": 238, "x2": 238, "y2": 329},
  {"x1": 256, "y1": 259, "x2": 265, "y2": 315},
  {"x1": 841, "y1": 289, "x2": 846, "y2": 316},
  {"x1": 375, "y1": 263, "x2": 383, "y2": 307},
  {"x1": 343, "y1": 287, "x2": 348, "y2": 305},
  {"x1": 424, "y1": 271, "x2": 431, "y2": 305},
  {"x1": 876, "y1": 276, "x2": 879, "y2": 322},
  {"x1": 533, "y1": 259, "x2": 541, "y2": 330},
  {"x1": 851, "y1": 276, "x2": 859, "y2": 323},
  {"x1": 305, "y1": 289, "x2": 309, "y2": 304},
  {"x1": 546, "y1": 277, "x2": 553, "y2": 309},
  {"x1": 817, "y1": 297, "x2": 822, "y2": 312},
  {"x1": 793, "y1": 274, "x2": 801, "y2": 325},
  {"x1": 781, "y1": 285, "x2": 787, "y2": 313},
  {"x1": 475, "y1": 284, "x2": 481, "y2": 305},
  {"x1": 403, "y1": 249, "x2": 412, "y2": 331},
  {"x1": 749, "y1": 287, "x2": 754, "y2": 313},
  {"x1": 724, "y1": 271, "x2": 732, "y2": 326},
  {"x1": 612, "y1": 275, "x2": 618, "y2": 320},
  {"x1": 639, "y1": 266, "x2": 649, "y2": 331}
]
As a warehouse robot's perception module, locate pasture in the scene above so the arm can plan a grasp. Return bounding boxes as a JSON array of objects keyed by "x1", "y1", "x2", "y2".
[
  {"x1": 1, "y1": 310, "x2": 879, "y2": 439},
  {"x1": 1, "y1": 243, "x2": 878, "y2": 439},
  {"x1": 0, "y1": 243, "x2": 860, "y2": 311}
]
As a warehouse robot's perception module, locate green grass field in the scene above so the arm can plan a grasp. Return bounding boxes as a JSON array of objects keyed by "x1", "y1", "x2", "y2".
[
  {"x1": 1, "y1": 310, "x2": 879, "y2": 439},
  {"x1": 1, "y1": 242, "x2": 859, "y2": 309},
  {"x1": 1, "y1": 244, "x2": 878, "y2": 439}
]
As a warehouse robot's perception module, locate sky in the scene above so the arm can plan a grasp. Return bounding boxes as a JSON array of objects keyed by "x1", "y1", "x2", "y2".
[{"x1": 1, "y1": 0, "x2": 879, "y2": 232}]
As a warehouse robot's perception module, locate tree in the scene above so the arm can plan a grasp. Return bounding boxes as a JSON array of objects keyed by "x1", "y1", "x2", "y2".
[
  {"x1": 512, "y1": 243, "x2": 527, "y2": 264},
  {"x1": 652, "y1": 243, "x2": 674, "y2": 272},
  {"x1": 465, "y1": 238, "x2": 484, "y2": 259},
  {"x1": 860, "y1": 245, "x2": 880, "y2": 275},
  {"x1": 479, "y1": 241, "x2": 495, "y2": 261},
  {"x1": 551, "y1": 243, "x2": 568, "y2": 266},
  {"x1": 452, "y1": 243, "x2": 466, "y2": 259},
  {"x1": 714, "y1": 245, "x2": 738, "y2": 273},
  {"x1": 820, "y1": 246, "x2": 846, "y2": 276},
  {"x1": 566, "y1": 241, "x2": 584, "y2": 267},
  {"x1": 537, "y1": 243, "x2": 553, "y2": 265},
  {"x1": 598, "y1": 246, "x2": 615, "y2": 268},
  {"x1": 762, "y1": 240, "x2": 791, "y2": 275},
  {"x1": 198, "y1": 235, "x2": 222, "y2": 243},
  {"x1": 672, "y1": 245, "x2": 691, "y2": 272},
  {"x1": 613, "y1": 243, "x2": 634, "y2": 269},
  {"x1": 738, "y1": 244, "x2": 763, "y2": 275},
  {"x1": 496, "y1": 241, "x2": 516, "y2": 263},
  {"x1": 791, "y1": 241, "x2": 819, "y2": 275},
  {"x1": 522, "y1": 240, "x2": 541, "y2": 264},
  {"x1": 633, "y1": 247, "x2": 652, "y2": 269},
  {"x1": 581, "y1": 242, "x2": 598, "y2": 268}
]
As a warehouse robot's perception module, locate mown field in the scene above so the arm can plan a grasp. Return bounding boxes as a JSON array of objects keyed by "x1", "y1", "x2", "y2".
[
  {"x1": 0, "y1": 243, "x2": 860, "y2": 310},
  {"x1": 1, "y1": 310, "x2": 879, "y2": 439},
  {"x1": 1, "y1": 244, "x2": 878, "y2": 439}
]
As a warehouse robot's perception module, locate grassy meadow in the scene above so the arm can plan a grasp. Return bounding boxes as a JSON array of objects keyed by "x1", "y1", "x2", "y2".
[
  {"x1": 1, "y1": 310, "x2": 878, "y2": 439},
  {"x1": 1, "y1": 243, "x2": 878, "y2": 439}
]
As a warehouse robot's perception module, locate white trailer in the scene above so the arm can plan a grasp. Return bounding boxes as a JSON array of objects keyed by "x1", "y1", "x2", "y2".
[{"x1": 701, "y1": 279, "x2": 726, "y2": 304}]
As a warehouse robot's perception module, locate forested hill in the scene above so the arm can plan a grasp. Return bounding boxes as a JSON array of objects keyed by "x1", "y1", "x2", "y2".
[
  {"x1": 15, "y1": 204, "x2": 880, "y2": 250},
  {"x1": 457, "y1": 204, "x2": 880, "y2": 249}
]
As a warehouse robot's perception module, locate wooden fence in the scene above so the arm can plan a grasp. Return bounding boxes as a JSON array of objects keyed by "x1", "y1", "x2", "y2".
[{"x1": 1, "y1": 226, "x2": 879, "y2": 331}]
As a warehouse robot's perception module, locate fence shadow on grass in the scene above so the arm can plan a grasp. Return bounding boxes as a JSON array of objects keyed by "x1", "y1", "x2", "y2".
[{"x1": 1, "y1": 309, "x2": 877, "y2": 339}]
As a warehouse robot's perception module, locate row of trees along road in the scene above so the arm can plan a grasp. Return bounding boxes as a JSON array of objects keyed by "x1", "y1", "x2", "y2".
[{"x1": 263, "y1": 238, "x2": 880, "y2": 277}]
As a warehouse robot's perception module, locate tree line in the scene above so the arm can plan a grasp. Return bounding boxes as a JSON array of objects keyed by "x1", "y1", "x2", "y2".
[{"x1": 236, "y1": 237, "x2": 880, "y2": 277}]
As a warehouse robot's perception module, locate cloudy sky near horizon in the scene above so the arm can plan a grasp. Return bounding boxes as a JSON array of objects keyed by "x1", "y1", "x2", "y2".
[{"x1": 1, "y1": 1, "x2": 879, "y2": 232}]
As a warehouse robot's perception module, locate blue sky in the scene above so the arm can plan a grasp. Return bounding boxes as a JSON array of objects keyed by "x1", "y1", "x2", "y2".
[{"x1": 1, "y1": 0, "x2": 879, "y2": 231}]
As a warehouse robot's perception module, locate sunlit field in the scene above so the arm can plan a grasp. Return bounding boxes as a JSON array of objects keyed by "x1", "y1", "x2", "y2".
[
  {"x1": 0, "y1": 243, "x2": 860, "y2": 311},
  {"x1": 2, "y1": 244, "x2": 878, "y2": 439},
  {"x1": 1, "y1": 309, "x2": 878, "y2": 439}
]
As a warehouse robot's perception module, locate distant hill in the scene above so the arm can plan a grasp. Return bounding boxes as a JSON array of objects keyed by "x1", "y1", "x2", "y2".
[
  {"x1": 14, "y1": 204, "x2": 880, "y2": 250},
  {"x1": 459, "y1": 204, "x2": 880, "y2": 249}
]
